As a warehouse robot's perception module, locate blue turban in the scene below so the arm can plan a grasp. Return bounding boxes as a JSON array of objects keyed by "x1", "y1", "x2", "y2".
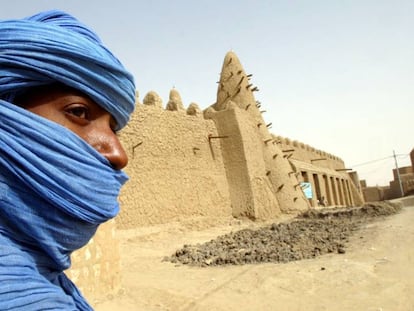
[
  {"x1": 0, "y1": 10, "x2": 136, "y2": 310},
  {"x1": 0, "y1": 10, "x2": 136, "y2": 130}
]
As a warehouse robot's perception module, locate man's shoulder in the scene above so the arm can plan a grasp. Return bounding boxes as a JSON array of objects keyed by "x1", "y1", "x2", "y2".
[{"x1": 0, "y1": 234, "x2": 79, "y2": 310}]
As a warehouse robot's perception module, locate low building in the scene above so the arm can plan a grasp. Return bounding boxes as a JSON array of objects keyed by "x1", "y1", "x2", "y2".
[{"x1": 362, "y1": 148, "x2": 414, "y2": 201}]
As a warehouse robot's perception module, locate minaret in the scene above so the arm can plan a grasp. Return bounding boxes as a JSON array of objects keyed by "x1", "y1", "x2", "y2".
[
  {"x1": 215, "y1": 51, "x2": 257, "y2": 111},
  {"x1": 211, "y1": 51, "x2": 309, "y2": 216}
]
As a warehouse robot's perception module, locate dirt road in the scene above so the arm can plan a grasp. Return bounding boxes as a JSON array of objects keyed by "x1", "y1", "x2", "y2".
[{"x1": 94, "y1": 200, "x2": 414, "y2": 311}]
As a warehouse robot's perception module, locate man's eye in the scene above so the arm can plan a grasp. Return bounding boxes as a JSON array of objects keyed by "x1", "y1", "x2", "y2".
[{"x1": 66, "y1": 106, "x2": 90, "y2": 119}]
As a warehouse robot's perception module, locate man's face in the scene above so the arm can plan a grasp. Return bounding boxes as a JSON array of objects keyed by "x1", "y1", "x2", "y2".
[{"x1": 17, "y1": 86, "x2": 128, "y2": 170}]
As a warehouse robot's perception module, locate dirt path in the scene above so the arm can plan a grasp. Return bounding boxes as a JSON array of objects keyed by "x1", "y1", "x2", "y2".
[{"x1": 94, "y1": 203, "x2": 414, "y2": 311}]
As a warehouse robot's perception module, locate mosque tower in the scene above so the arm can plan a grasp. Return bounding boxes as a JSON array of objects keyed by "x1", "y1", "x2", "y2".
[{"x1": 205, "y1": 51, "x2": 309, "y2": 219}]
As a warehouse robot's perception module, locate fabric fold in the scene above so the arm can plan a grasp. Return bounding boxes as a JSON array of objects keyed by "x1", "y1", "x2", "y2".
[
  {"x1": 0, "y1": 10, "x2": 136, "y2": 310},
  {"x1": 0, "y1": 9, "x2": 136, "y2": 130}
]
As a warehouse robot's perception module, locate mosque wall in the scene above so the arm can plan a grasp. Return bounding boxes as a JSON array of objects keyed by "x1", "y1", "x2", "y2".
[
  {"x1": 117, "y1": 98, "x2": 232, "y2": 228},
  {"x1": 115, "y1": 51, "x2": 364, "y2": 227},
  {"x1": 275, "y1": 136, "x2": 364, "y2": 207},
  {"x1": 207, "y1": 106, "x2": 283, "y2": 220}
]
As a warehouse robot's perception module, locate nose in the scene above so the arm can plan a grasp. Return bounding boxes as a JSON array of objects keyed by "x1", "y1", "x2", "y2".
[
  {"x1": 103, "y1": 136, "x2": 129, "y2": 170},
  {"x1": 93, "y1": 130, "x2": 129, "y2": 170}
]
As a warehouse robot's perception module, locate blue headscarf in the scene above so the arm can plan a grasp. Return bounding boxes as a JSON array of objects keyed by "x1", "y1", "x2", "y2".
[
  {"x1": 0, "y1": 10, "x2": 135, "y2": 130},
  {"x1": 0, "y1": 10, "x2": 136, "y2": 310}
]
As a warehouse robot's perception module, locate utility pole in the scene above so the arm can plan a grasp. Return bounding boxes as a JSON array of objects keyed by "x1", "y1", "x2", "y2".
[{"x1": 393, "y1": 150, "x2": 404, "y2": 197}]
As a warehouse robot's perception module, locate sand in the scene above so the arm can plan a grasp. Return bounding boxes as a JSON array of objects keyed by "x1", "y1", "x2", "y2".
[{"x1": 93, "y1": 203, "x2": 414, "y2": 311}]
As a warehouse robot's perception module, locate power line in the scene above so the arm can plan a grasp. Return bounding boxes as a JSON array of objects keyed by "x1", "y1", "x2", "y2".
[
  {"x1": 351, "y1": 156, "x2": 392, "y2": 168},
  {"x1": 351, "y1": 153, "x2": 408, "y2": 168}
]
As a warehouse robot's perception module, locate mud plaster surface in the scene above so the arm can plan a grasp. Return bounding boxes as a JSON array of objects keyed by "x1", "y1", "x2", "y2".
[{"x1": 94, "y1": 201, "x2": 414, "y2": 311}]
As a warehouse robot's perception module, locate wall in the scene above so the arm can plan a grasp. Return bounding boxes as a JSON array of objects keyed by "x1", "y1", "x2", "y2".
[
  {"x1": 67, "y1": 220, "x2": 121, "y2": 303},
  {"x1": 207, "y1": 106, "x2": 284, "y2": 219},
  {"x1": 116, "y1": 51, "x2": 363, "y2": 227},
  {"x1": 362, "y1": 186, "x2": 386, "y2": 202},
  {"x1": 362, "y1": 148, "x2": 414, "y2": 200},
  {"x1": 275, "y1": 136, "x2": 364, "y2": 207},
  {"x1": 389, "y1": 165, "x2": 414, "y2": 198},
  {"x1": 117, "y1": 92, "x2": 232, "y2": 228}
]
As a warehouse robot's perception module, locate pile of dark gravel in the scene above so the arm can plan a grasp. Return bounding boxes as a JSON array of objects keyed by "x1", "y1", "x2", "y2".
[{"x1": 165, "y1": 201, "x2": 402, "y2": 267}]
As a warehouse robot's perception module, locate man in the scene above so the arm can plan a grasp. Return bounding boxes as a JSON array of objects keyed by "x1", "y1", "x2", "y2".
[{"x1": 0, "y1": 10, "x2": 135, "y2": 310}]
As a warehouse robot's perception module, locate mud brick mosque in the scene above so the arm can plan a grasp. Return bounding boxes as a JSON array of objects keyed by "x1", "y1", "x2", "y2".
[{"x1": 67, "y1": 51, "x2": 365, "y2": 301}]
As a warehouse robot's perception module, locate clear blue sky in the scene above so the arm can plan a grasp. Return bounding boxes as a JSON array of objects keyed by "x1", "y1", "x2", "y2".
[{"x1": 1, "y1": 0, "x2": 413, "y2": 186}]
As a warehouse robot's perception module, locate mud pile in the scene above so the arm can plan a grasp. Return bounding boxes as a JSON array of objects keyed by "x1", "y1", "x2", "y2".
[{"x1": 166, "y1": 201, "x2": 402, "y2": 266}]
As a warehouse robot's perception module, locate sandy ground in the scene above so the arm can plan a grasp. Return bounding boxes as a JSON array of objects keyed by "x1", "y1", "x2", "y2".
[{"x1": 94, "y1": 203, "x2": 414, "y2": 311}]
